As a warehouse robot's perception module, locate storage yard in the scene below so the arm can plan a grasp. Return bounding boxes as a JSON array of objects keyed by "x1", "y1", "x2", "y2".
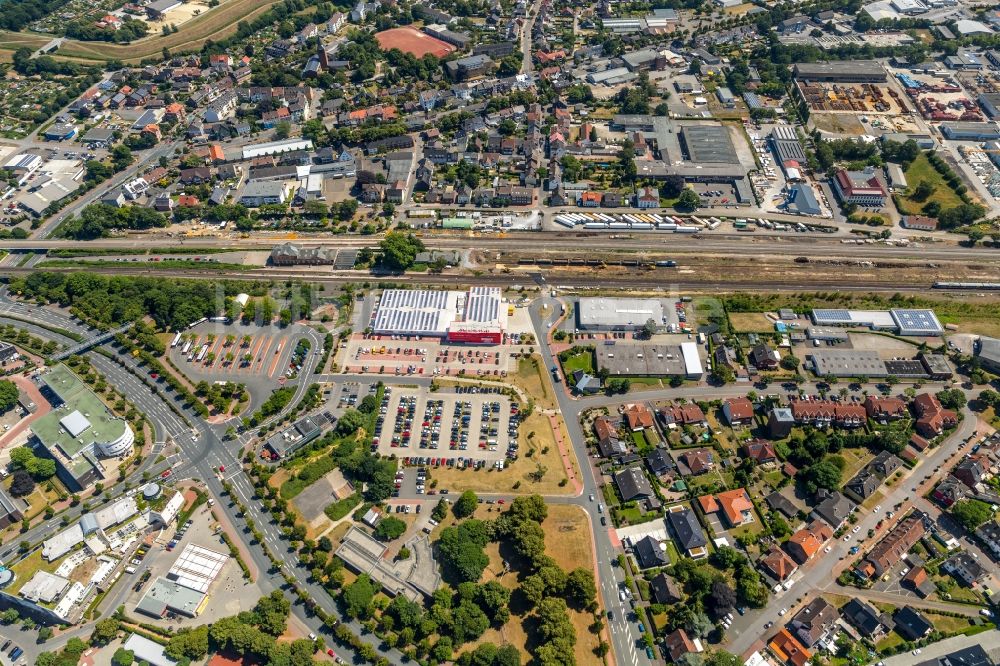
[
  {"x1": 894, "y1": 72, "x2": 983, "y2": 122},
  {"x1": 796, "y1": 81, "x2": 907, "y2": 114}
]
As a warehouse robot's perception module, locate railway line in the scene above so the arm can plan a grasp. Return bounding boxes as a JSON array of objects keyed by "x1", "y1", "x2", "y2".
[
  {"x1": 4, "y1": 231, "x2": 999, "y2": 264},
  {"x1": 1, "y1": 263, "x2": 943, "y2": 293}
]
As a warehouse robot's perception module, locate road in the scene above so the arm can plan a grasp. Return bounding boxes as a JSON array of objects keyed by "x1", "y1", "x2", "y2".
[{"x1": 881, "y1": 629, "x2": 1000, "y2": 665}]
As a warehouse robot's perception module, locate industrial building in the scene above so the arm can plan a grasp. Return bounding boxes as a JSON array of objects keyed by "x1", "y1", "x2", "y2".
[
  {"x1": 577, "y1": 298, "x2": 665, "y2": 330},
  {"x1": 32, "y1": 365, "x2": 135, "y2": 491},
  {"x1": 974, "y1": 336, "x2": 1000, "y2": 374},
  {"x1": 371, "y1": 287, "x2": 507, "y2": 344},
  {"x1": 811, "y1": 308, "x2": 943, "y2": 335},
  {"x1": 939, "y1": 122, "x2": 1000, "y2": 141},
  {"x1": 136, "y1": 544, "x2": 229, "y2": 618},
  {"x1": 809, "y1": 350, "x2": 889, "y2": 378},
  {"x1": 679, "y1": 125, "x2": 741, "y2": 165},
  {"x1": 241, "y1": 138, "x2": 314, "y2": 160},
  {"x1": 832, "y1": 168, "x2": 887, "y2": 207},
  {"x1": 596, "y1": 343, "x2": 702, "y2": 378},
  {"x1": 793, "y1": 61, "x2": 887, "y2": 83}
]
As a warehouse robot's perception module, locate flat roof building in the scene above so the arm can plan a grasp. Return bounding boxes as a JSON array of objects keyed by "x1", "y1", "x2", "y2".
[
  {"x1": 794, "y1": 61, "x2": 886, "y2": 82},
  {"x1": 577, "y1": 298, "x2": 665, "y2": 330},
  {"x1": 811, "y1": 308, "x2": 942, "y2": 336},
  {"x1": 33, "y1": 364, "x2": 134, "y2": 491},
  {"x1": 371, "y1": 288, "x2": 506, "y2": 344},
  {"x1": 679, "y1": 125, "x2": 741, "y2": 165},
  {"x1": 810, "y1": 350, "x2": 888, "y2": 378},
  {"x1": 596, "y1": 343, "x2": 687, "y2": 376}
]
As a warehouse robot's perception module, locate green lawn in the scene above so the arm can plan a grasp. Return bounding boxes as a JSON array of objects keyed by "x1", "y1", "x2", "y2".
[
  {"x1": 560, "y1": 348, "x2": 595, "y2": 376},
  {"x1": 896, "y1": 154, "x2": 964, "y2": 215},
  {"x1": 876, "y1": 631, "x2": 906, "y2": 654}
]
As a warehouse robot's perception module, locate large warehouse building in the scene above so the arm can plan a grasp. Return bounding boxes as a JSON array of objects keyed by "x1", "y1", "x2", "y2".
[
  {"x1": 32, "y1": 365, "x2": 135, "y2": 491},
  {"x1": 596, "y1": 342, "x2": 704, "y2": 377},
  {"x1": 811, "y1": 309, "x2": 943, "y2": 336},
  {"x1": 371, "y1": 287, "x2": 507, "y2": 344}
]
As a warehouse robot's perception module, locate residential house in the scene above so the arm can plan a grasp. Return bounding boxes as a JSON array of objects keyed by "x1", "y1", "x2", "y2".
[
  {"x1": 645, "y1": 449, "x2": 672, "y2": 477},
  {"x1": 844, "y1": 469, "x2": 879, "y2": 503},
  {"x1": 649, "y1": 573, "x2": 682, "y2": 604},
  {"x1": 869, "y1": 451, "x2": 905, "y2": 478},
  {"x1": 952, "y1": 456, "x2": 986, "y2": 489},
  {"x1": 633, "y1": 535, "x2": 669, "y2": 569},
  {"x1": 811, "y1": 490, "x2": 854, "y2": 530},
  {"x1": 667, "y1": 505, "x2": 708, "y2": 558},
  {"x1": 974, "y1": 521, "x2": 1000, "y2": 559},
  {"x1": 864, "y1": 396, "x2": 908, "y2": 422},
  {"x1": 902, "y1": 566, "x2": 936, "y2": 597},
  {"x1": 614, "y1": 466, "x2": 653, "y2": 501},
  {"x1": 179, "y1": 167, "x2": 212, "y2": 185},
  {"x1": 623, "y1": 403, "x2": 654, "y2": 431},
  {"x1": 749, "y1": 343, "x2": 778, "y2": 370},
  {"x1": 674, "y1": 449, "x2": 714, "y2": 477},
  {"x1": 768, "y1": 407, "x2": 795, "y2": 439},
  {"x1": 572, "y1": 370, "x2": 601, "y2": 395},
  {"x1": 664, "y1": 629, "x2": 703, "y2": 663},
  {"x1": 932, "y1": 476, "x2": 969, "y2": 507},
  {"x1": 768, "y1": 628, "x2": 812, "y2": 666},
  {"x1": 698, "y1": 488, "x2": 754, "y2": 527},
  {"x1": 943, "y1": 552, "x2": 987, "y2": 587},
  {"x1": 743, "y1": 440, "x2": 777, "y2": 464},
  {"x1": 722, "y1": 397, "x2": 754, "y2": 426},
  {"x1": 765, "y1": 491, "x2": 799, "y2": 520},
  {"x1": 662, "y1": 403, "x2": 707, "y2": 427},
  {"x1": 863, "y1": 513, "x2": 925, "y2": 577},
  {"x1": 841, "y1": 599, "x2": 891, "y2": 640},
  {"x1": 912, "y1": 393, "x2": 958, "y2": 437},
  {"x1": 790, "y1": 598, "x2": 839, "y2": 648},
  {"x1": 760, "y1": 546, "x2": 797, "y2": 582},
  {"x1": 594, "y1": 416, "x2": 625, "y2": 458},
  {"x1": 893, "y1": 606, "x2": 933, "y2": 641},
  {"x1": 790, "y1": 399, "x2": 867, "y2": 428},
  {"x1": 785, "y1": 521, "x2": 833, "y2": 564}
]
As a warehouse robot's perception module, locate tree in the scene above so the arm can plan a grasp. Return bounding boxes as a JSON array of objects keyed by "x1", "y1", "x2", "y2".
[
  {"x1": 274, "y1": 121, "x2": 292, "y2": 139},
  {"x1": 912, "y1": 180, "x2": 934, "y2": 202},
  {"x1": 641, "y1": 319, "x2": 657, "y2": 339},
  {"x1": 475, "y1": 581, "x2": 511, "y2": 625},
  {"x1": 708, "y1": 580, "x2": 736, "y2": 618},
  {"x1": 0, "y1": 609, "x2": 19, "y2": 624},
  {"x1": 111, "y1": 648, "x2": 134, "y2": 666},
  {"x1": 780, "y1": 355, "x2": 800, "y2": 371},
  {"x1": 165, "y1": 625, "x2": 209, "y2": 660},
  {"x1": 936, "y1": 388, "x2": 967, "y2": 410},
  {"x1": 0, "y1": 380, "x2": 18, "y2": 413},
  {"x1": 950, "y1": 499, "x2": 993, "y2": 532},
  {"x1": 432, "y1": 498, "x2": 450, "y2": 522},
  {"x1": 565, "y1": 568, "x2": 597, "y2": 609},
  {"x1": 454, "y1": 490, "x2": 478, "y2": 519},
  {"x1": 90, "y1": 617, "x2": 121, "y2": 645},
  {"x1": 705, "y1": 652, "x2": 741, "y2": 666},
  {"x1": 676, "y1": 188, "x2": 701, "y2": 211},
  {"x1": 37, "y1": 625, "x2": 53, "y2": 642},
  {"x1": 344, "y1": 573, "x2": 377, "y2": 618},
  {"x1": 251, "y1": 590, "x2": 290, "y2": 635},
  {"x1": 437, "y1": 520, "x2": 490, "y2": 583},
  {"x1": 799, "y1": 459, "x2": 843, "y2": 494},
  {"x1": 9, "y1": 470, "x2": 34, "y2": 497},
  {"x1": 379, "y1": 232, "x2": 426, "y2": 271},
  {"x1": 375, "y1": 516, "x2": 407, "y2": 541},
  {"x1": 978, "y1": 389, "x2": 1000, "y2": 407}
]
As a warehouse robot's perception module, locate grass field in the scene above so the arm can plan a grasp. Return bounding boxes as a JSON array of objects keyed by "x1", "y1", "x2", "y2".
[
  {"x1": 896, "y1": 153, "x2": 964, "y2": 216},
  {"x1": 516, "y1": 355, "x2": 556, "y2": 411},
  {"x1": 0, "y1": 0, "x2": 286, "y2": 63},
  {"x1": 727, "y1": 312, "x2": 776, "y2": 333}
]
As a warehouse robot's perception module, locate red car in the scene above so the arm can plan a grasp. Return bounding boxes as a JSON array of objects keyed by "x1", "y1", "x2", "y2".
[
  {"x1": 219, "y1": 465, "x2": 225, "y2": 473},
  {"x1": 161, "y1": 470, "x2": 172, "y2": 479},
  {"x1": 497, "y1": 499, "x2": 505, "y2": 504}
]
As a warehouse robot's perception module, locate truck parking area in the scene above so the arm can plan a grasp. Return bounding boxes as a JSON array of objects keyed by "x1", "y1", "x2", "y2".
[{"x1": 374, "y1": 386, "x2": 518, "y2": 469}]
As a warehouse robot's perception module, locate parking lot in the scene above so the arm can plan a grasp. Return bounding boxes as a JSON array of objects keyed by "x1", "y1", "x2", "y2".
[
  {"x1": 169, "y1": 322, "x2": 306, "y2": 384},
  {"x1": 375, "y1": 386, "x2": 519, "y2": 474},
  {"x1": 342, "y1": 336, "x2": 526, "y2": 378}
]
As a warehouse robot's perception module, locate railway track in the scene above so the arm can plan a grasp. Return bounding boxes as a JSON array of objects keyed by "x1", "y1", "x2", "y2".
[{"x1": 1, "y1": 264, "x2": 940, "y2": 293}]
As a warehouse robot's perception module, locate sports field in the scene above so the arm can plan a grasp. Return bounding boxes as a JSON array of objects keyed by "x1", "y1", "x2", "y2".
[{"x1": 374, "y1": 26, "x2": 455, "y2": 58}]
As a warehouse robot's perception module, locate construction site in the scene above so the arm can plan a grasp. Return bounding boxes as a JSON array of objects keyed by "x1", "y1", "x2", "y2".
[
  {"x1": 796, "y1": 81, "x2": 908, "y2": 114},
  {"x1": 895, "y1": 72, "x2": 983, "y2": 122}
]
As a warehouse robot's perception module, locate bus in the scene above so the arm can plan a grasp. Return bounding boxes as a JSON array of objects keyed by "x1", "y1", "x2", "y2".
[{"x1": 170, "y1": 332, "x2": 182, "y2": 348}]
